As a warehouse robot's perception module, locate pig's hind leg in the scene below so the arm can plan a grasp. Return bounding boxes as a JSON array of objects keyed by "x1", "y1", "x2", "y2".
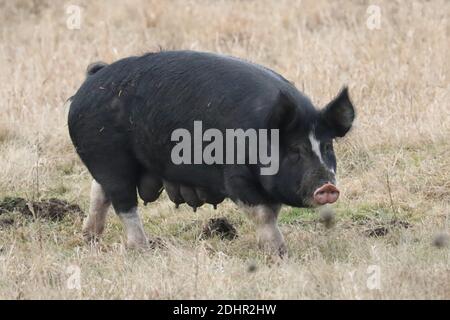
[
  {"x1": 82, "y1": 179, "x2": 111, "y2": 242},
  {"x1": 86, "y1": 152, "x2": 149, "y2": 249}
]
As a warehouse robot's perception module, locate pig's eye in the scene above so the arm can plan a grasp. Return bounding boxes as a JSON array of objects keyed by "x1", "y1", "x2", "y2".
[
  {"x1": 323, "y1": 142, "x2": 333, "y2": 154},
  {"x1": 287, "y1": 146, "x2": 301, "y2": 161}
]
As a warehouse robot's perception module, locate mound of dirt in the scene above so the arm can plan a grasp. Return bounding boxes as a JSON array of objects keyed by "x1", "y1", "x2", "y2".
[
  {"x1": 202, "y1": 217, "x2": 237, "y2": 240},
  {"x1": 0, "y1": 197, "x2": 83, "y2": 222},
  {"x1": 363, "y1": 219, "x2": 412, "y2": 237},
  {"x1": 432, "y1": 232, "x2": 450, "y2": 248},
  {"x1": 0, "y1": 216, "x2": 15, "y2": 227}
]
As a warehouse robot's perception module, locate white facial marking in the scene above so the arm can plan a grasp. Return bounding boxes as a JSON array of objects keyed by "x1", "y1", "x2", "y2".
[
  {"x1": 309, "y1": 132, "x2": 324, "y2": 164},
  {"x1": 309, "y1": 131, "x2": 335, "y2": 175}
]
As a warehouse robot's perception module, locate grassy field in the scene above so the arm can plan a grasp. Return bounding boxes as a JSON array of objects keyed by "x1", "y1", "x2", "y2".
[{"x1": 0, "y1": 0, "x2": 449, "y2": 299}]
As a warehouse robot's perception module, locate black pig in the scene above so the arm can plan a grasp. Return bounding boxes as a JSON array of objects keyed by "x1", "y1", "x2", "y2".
[{"x1": 68, "y1": 51, "x2": 355, "y2": 255}]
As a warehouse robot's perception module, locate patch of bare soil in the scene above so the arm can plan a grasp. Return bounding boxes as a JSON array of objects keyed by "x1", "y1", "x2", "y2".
[
  {"x1": 202, "y1": 217, "x2": 238, "y2": 240},
  {"x1": 0, "y1": 215, "x2": 15, "y2": 227},
  {"x1": 0, "y1": 197, "x2": 83, "y2": 226},
  {"x1": 361, "y1": 219, "x2": 412, "y2": 238}
]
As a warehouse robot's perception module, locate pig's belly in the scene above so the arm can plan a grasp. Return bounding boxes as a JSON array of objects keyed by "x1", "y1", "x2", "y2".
[
  {"x1": 138, "y1": 162, "x2": 226, "y2": 210},
  {"x1": 162, "y1": 162, "x2": 225, "y2": 192}
]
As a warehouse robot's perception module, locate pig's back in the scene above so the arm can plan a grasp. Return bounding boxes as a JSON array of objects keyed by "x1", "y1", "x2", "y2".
[{"x1": 68, "y1": 51, "x2": 304, "y2": 187}]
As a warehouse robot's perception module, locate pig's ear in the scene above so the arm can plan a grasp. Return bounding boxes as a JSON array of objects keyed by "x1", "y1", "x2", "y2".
[
  {"x1": 320, "y1": 87, "x2": 355, "y2": 137},
  {"x1": 267, "y1": 91, "x2": 299, "y2": 132}
]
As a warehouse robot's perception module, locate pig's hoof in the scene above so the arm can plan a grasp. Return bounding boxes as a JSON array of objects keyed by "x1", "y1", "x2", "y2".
[
  {"x1": 126, "y1": 237, "x2": 148, "y2": 250},
  {"x1": 148, "y1": 236, "x2": 166, "y2": 249},
  {"x1": 259, "y1": 241, "x2": 287, "y2": 258},
  {"x1": 82, "y1": 229, "x2": 102, "y2": 245},
  {"x1": 126, "y1": 236, "x2": 166, "y2": 250},
  {"x1": 82, "y1": 218, "x2": 105, "y2": 245},
  {"x1": 257, "y1": 226, "x2": 287, "y2": 257},
  {"x1": 277, "y1": 243, "x2": 288, "y2": 258},
  {"x1": 258, "y1": 239, "x2": 287, "y2": 258},
  {"x1": 83, "y1": 234, "x2": 100, "y2": 245}
]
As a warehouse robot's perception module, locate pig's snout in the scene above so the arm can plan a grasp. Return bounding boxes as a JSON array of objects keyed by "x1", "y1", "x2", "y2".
[{"x1": 313, "y1": 183, "x2": 340, "y2": 205}]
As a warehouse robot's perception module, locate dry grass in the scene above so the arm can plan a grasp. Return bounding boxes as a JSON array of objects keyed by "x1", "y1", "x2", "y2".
[{"x1": 0, "y1": 0, "x2": 449, "y2": 299}]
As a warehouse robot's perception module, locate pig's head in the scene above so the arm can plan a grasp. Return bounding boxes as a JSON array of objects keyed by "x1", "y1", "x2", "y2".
[{"x1": 260, "y1": 87, "x2": 355, "y2": 207}]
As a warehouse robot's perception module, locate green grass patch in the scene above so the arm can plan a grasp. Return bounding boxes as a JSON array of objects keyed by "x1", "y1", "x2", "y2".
[{"x1": 279, "y1": 207, "x2": 316, "y2": 224}]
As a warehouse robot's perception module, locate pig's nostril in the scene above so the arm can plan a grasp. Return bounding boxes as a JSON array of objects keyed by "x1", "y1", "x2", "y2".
[{"x1": 313, "y1": 183, "x2": 340, "y2": 205}]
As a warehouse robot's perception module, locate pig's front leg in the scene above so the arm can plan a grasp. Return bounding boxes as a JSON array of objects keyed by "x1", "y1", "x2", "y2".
[
  {"x1": 225, "y1": 166, "x2": 286, "y2": 256},
  {"x1": 242, "y1": 203, "x2": 286, "y2": 257}
]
